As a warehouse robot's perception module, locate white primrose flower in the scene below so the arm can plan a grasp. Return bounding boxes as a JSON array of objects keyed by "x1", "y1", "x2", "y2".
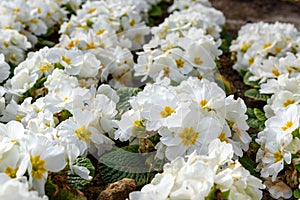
[
  {"x1": 230, "y1": 22, "x2": 300, "y2": 73},
  {"x1": 0, "y1": 173, "x2": 48, "y2": 200},
  {"x1": 0, "y1": 54, "x2": 10, "y2": 83},
  {"x1": 158, "y1": 106, "x2": 222, "y2": 160},
  {"x1": 256, "y1": 129, "x2": 291, "y2": 182},
  {"x1": 168, "y1": 0, "x2": 212, "y2": 12},
  {"x1": 130, "y1": 139, "x2": 264, "y2": 200},
  {"x1": 57, "y1": 108, "x2": 114, "y2": 156},
  {"x1": 20, "y1": 135, "x2": 66, "y2": 196}
]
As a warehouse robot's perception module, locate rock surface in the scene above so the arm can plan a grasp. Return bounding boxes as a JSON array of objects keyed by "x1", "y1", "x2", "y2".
[{"x1": 97, "y1": 178, "x2": 136, "y2": 200}]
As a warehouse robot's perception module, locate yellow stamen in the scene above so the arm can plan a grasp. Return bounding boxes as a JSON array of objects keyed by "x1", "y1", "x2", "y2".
[
  {"x1": 179, "y1": 127, "x2": 199, "y2": 146},
  {"x1": 74, "y1": 125, "x2": 92, "y2": 142},
  {"x1": 176, "y1": 59, "x2": 185, "y2": 69},
  {"x1": 281, "y1": 121, "x2": 293, "y2": 131},
  {"x1": 160, "y1": 106, "x2": 176, "y2": 118},
  {"x1": 283, "y1": 99, "x2": 295, "y2": 107},
  {"x1": 193, "y1": 57, "x2": 203, "y2": 65},
  {"x1": 30, "y1": 155, "x2": 46, "y2": 180}
]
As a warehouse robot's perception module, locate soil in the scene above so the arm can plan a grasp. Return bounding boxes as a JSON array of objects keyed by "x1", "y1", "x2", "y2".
[{"x1": 83, "y1": 1, "x2": 300, "y2": 199}]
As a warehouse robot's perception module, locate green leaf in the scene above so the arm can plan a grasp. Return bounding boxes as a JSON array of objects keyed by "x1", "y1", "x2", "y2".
[
  {"x1": 239, "y1": 154, "x2": 260, "y2": 178},
  {"x1": 116, "y1": 87, "x2": 142, "y2": 118},
  {"x1": 67, "y1": 157, "x2": 95, "y2": 190},
  {"x1": 46, "y1": 176, "x2": 86, "y2": 200},
  {"x1": 294, "y1": 189, "x2": 300, "y2": 198},
  {"x1": 253, "y1": 108, "x2": 267, "y2": 122},
  {"x1": 247, "y1": 118, "x2": 265, "y2": 131},
  {"x1": 243, "y1": 71, "x2": 260, "y2": 88},
  {"x1": 246, "y1": 108, "x2": 256, "y2": 118},
  {"x1": 244, "y1": 89, "x2": 270, "y2": 101},
  {"x1": 149, "y1": 5, "x2": 162, "y2": 17},
  {"x1": 37, "y1": 38, "x2": 56, "y2": 47},
  {"x1": 99, "y1": 145, "x2": 160, "y2": 186},
  {"x1": 295, "y1": 164, "x2": 300, "y2": 173}
]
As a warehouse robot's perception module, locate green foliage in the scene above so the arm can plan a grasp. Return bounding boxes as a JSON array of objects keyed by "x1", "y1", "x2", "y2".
[
  {"x1": 239, "y1": 154, "x2": 260, "y2": 178},
  {"x1": 244, "y1": 89, "x2": 270, "y2": 101},
  {"x1": 294, "y1": 189, "x2": 300, "y2": 198},
  {"x1": 19, "y1": 76, "x2": 48, "y2": 103},
  {"x1": 243, "y1": 71, "x2": 260, "y2": 88},
  {"x1": 149, "y1": 5, "x2": 162, "y2": 17},
  {"x1": 246, "y1": 108, "x2": 266, "y2": 131},
  {"x1": 99, "y1": 145, "x2": 160, "y2": 186},
  {"x1": 116, "y1": 87, "x2": 142, "y2": 119},
  {"x1": 215, "y1": 73, "x2": 233, "y2": 94},
  {"x1": 295, "y1": 164, "x2": 300, "y2": 173},
  {"x1": 220, "y1": 26, "x2": 234, "y2": 53},
  {"x1": 68, "y1": 157, "x2": 95, "y2": 190},
  {"x1": 45, "y1": 176, "x2": 86, "y2": 200}
]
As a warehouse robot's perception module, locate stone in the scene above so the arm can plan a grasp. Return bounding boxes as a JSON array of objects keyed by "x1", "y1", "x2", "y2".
[{"x1": 97, "y1": 178, "x2": 136, "y2": 200}]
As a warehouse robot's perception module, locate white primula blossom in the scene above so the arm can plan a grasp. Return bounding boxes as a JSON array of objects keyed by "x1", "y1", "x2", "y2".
[
  {"x1": 0, "y1": 54, "x2": 10, "y2": 83},
  {"x1": 21, "y1": 135, "x2": 66, "y2": 196},
  {"x1": 230, "y1": 22, "x2": 300, "y2": 73},
  {"x1": 130, "y1": 139, "x2": 265, "y2": 200},
  {"x1": 0, "y1": 173, "x2": 48, "y2": 200}
]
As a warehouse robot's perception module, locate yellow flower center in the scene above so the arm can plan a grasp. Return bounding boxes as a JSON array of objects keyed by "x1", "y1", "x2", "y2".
[
  {"x1": 193, "y1": 57, "x2": 203, "y2": 65},
  {"x1": 283, "y1": 99, "x2": 295, "y2": 107},
  {"x1": 275, "y1": 47, "x2": 281, "y2": 54},
  {"x1": 163, "y1": 66, "x2": 170, "y2": 77},
  {"x1": 96, "y1": 29, "x2": 105, "y2": 35},
  {"x1": 179, "y1": 127, "x2": 199, "y2": 146},
  {"x1": 129, "y1": 19, "x2": 136, "y2": 26},
  {"x1": 240, "y1": 42, "x2": 250, "y2": 52},
  {"x1": 39, "y1": 62, "x2": 52, "y2": 72},
  {"x1": 30, "y1": 19, "x2": 38, "y2": 24},
  {"x1": 160, "y1": 106, "x2": 176, "y2": 118},
  {"x1": 62, "y1": 56, "x2": 71, "y2": 65},
  {"x1": 263, "y1": 42, "x2": 272, "y2": 49},
  {"x1": 176, "y1": 59, "x2": 185, "y2": 69},
  {"x1": 88, "y1": 8, "x2": 97, "y2": 14},
  {"x1": 281, "y1": 121, "x2": 293, "y2": 131},
  {"x1": 5, "y1": 167, "x2": 18, "y2": 178},
  {"x1": 218, "y1": 132, "x2": 229, "y2": 143},
  {"x1": 199, "y1": 99, "x2": 208, "y2": 107},
  {"x1": 74, "y1": 125, "x2": 92, "y2": 142},
  {"x1": 133, "y1": 34, "x2": 142, "y2": 43},
  {"x1": 273, "y1": 151, "x2": 283, "y2": 163},
  {"x1": 30, "y1": 155, "x2": 46, "y2": 180},
  {"x1": 272, "y1": 69, "x2": 280, "y2": 77},
  {"x1": 248, "y1": 57, "x2": 255, "y2": 65},
  {"x1": 86, "y1": 41, "x2": 95, "y2": 50}
]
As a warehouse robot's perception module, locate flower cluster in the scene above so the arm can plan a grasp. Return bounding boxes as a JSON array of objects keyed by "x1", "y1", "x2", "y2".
[
  {"x1": 115, "y1": 77, "x2": 251, "y2": 160},
  {"x1": 134, "y1": 2, "x2": 225, "y2": 83},
  {"x1": 0, "y1": 173, "x2": 47, "y2": 200},
  {"x1": 230, "y1": 22, "x2": 300, "y2": 79},
  {"x1": 253, "y1": 73, "x2": 300, "y2": 198},
  {"x1": 0, "y1": 0, "x2": 82, "y2": 64},
  {"x1": 57, "y1": 0, "x2": 158, "y2": 87},
  {"x1": 129, "y1": 139, "x2": 265, "y2": 200}
]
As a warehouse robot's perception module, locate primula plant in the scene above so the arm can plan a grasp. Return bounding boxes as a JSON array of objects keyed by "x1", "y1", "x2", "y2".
[{"x1": 0, "y1": 0, "x2": 299, "y2": 199}]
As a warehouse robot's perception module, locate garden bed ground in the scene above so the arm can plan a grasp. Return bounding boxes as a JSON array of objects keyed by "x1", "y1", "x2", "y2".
[{"x1": 82, "y1": 1, "x2": 300, "y2": 200}]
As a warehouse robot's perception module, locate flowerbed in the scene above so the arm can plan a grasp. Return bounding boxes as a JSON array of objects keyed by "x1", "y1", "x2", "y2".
[{"x1": 0, "y1": 0, "x2": 300, "y2": 199}]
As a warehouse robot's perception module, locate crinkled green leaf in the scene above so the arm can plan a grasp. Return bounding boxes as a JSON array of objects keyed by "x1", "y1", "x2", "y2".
[
  {"x1": 68, "y1": 157, "x2": 95, "y2": 190},
  {"x1": 244, "y1": 89, "x2": 270, "y2": 101},
  {"x1": 243, "y1": 71, "x2": 260, "y2": 88},
  {"x1": 294, "y1": 189, "x2": 300, "y2": 198},
  {"x1": 99, "y1": 145, "x2": 160, "y2": 186},
  {"x1": 247, "y1": 118, "x2": 265, "y2": 131},
  {"x1": 253, "y1": 108, "x2": 267, "y2": 122},
  {"x1": 246, "y1": 108, "x2": 256, "y2": 118},
  {"x1": 116, "y1": 87, "x2": 142, "y2": 118}
]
